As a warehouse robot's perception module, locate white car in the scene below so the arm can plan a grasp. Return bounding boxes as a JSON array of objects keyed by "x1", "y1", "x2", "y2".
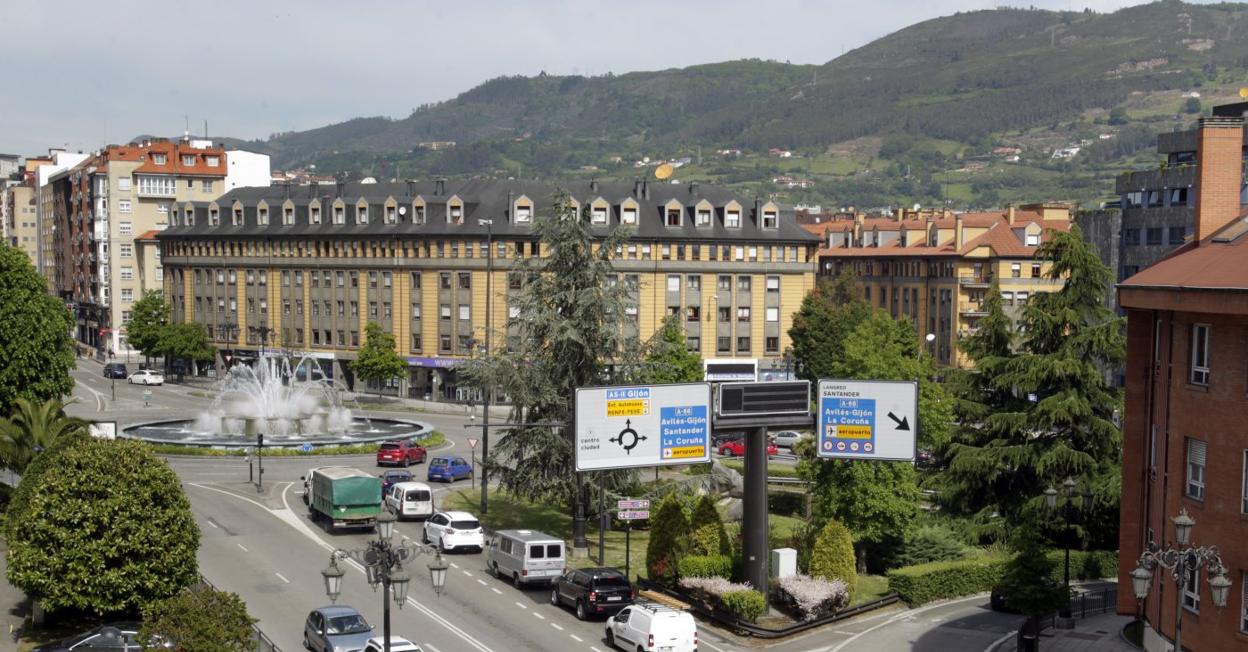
[
  {"x1": 127, "y1": 369, "x2": 164, "y2": 385},
  {"x1": 422, "y1": 511, "x2": 484, "y2": 553},
  {"x1": 771, "y1": 430, "x2": 807, "y2": 449},
  {"x1": 606, "y1": 602, "x2": 698, "y2": 652},
  {"x1": 361, "y1": 636, "x2": 422, "y2": 652}
]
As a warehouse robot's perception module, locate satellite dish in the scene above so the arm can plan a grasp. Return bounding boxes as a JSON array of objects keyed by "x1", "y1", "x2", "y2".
[
  {"x1": 399, "y1": 206, "x2": 407, "y2": 215},
  {"x1": 1240, "y1": 87, "x2": 1248, "y2": 99},
  {"x1": 655, "y1": 164, "x2": 674, "y2": 181}
]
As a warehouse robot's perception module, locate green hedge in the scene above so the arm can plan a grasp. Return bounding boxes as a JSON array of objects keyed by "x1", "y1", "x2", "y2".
[
  {"x1": 887, "y1": 556, "x2": 1010, "y2": 606},
  {"x1": 720, "y1": 590, "x2": 767, "y2": 622},
  {"x1": 677, "y1": 555, "x2": 733, "y2": 579},
  {"x1": 887, "y1": 550, "x2": 1119, "y2": 606}
]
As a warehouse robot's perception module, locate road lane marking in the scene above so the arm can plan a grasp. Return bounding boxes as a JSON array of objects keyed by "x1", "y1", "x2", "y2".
[
  {"x1": 700, "y1": 639, "x2": 730, "y2": 652},
  {"x1": 462, "y1": 570, "x2": 473, "y2": 577},
  {"x1": 207, "y1": 520, "x2": 219, "y2": 529},
  {"x1": 424, "y1": 646, "x2": 441, "y2": 652},
  {"x1": 237, "y1": 544, "x2": 248, "y2": 552},
  {"x1": 188, "y1": 482, "x2": 272, "y2": 511},
  {"x1": 569, "y1": 634, "x2": 582, "y2": 642},
  {"x1": 275, "y1": 572, "x2": 289, "y2": 584},
  {"x1": 549, "y1": 623, "x2": 562, "y2": 630},
  {"x1": 450, "y1": 562, "x2": 460, "y2": 569},
  {"x1": 590, "y1": 647, "x2": 604, "y2": 652},
  {"x1": 476, "y1": 579, "x2": 487, "y2": 586},
  {"x1": 532, "y1": 612, "x2": 545, "y2": 620},
  {"x1": 984, "y1": 630, "x2": 1017, "y2": 652},
  {"x1": 514, "y1": 601, "x2": 527, "y2": 609},
  {"x1": 491, "y1": 588, "x2": 503, "y2": 595}
]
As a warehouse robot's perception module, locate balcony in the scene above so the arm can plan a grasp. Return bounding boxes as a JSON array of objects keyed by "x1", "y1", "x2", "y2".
[
  {"x1": 958, "y1": 275, "x2": 993, "y2": 288},
  {"x1": 959, "y1": 303, "x2": 987, "y2": 317}
]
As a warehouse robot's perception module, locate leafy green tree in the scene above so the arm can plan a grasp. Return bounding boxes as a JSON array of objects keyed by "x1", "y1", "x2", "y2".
[
  {"x1": 788, "y1": 270, "x2": 872, "y2": 382},
  {"x1": 352, "y1": 322, "x2": 408, "y2": 398},
  {"x1": 688, "y1": 494, "x2": 731, "y2": 556},
  {"x1": 1107, "y1": 106, "x2": 1129, "y2": 125},
  {"x1": 158, "y1": 323, "x2": 216, "y2": 377},
  {"x1": 808, "y1": 519, "x2": 857, "y2": 602},
  {"x1": 0, "y1": 243, "x2": 75, "y2": 418},
  {"x1": 6, "y1": 436, "x2": 199, "y2": 614},
  {"x1": 0, "y1": 398, "x2": 89, "y2": 474},
  {"x1": 998, "y1": 527, "x2": 1068, "y2": 622},
  {"x1": 1183, "y1": 97, "x2": 1202, "y2": 114},
  {"x1": 458, "y1": 192, "x2": 639, "y2": 506},
  {"x1": 140, "y1": 584, "x2": 257, "y2": 652},
  {"x1": 126, "y1": 291, "x2": 170, "y2": 365},
  {"x1": 942, "y1": 228, "x2": 1123, "y2": 546},
  {"x1": 640, "y1": 315, "x2": 703, "y2": 384},
  {"x1": 646, "y1": 493, "x2": 690, "y2": 586}
]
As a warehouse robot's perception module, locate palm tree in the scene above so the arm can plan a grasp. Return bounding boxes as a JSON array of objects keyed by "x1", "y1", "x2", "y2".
[{"x1": 0, "y1": 398, "x2": 89, "y2": 474}]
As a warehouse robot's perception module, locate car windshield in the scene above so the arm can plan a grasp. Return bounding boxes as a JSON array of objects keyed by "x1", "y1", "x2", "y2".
[
  {"x1": 326, "y1": 614, "x2": 370, "y2": 634},
  {"x1": 451, "y1": 519, "x2": 479, "y2": 529}
]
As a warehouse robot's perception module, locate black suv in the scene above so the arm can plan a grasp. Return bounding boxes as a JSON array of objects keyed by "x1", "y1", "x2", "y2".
[
  {"x1": 103, "y1": 363, "x2": 127, "y2": 379},
  {"x1": 549, "y1": 567, "x2": 633, "y2": 620}
]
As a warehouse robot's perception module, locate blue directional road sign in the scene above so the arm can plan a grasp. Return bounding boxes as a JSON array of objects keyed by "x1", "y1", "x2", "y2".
[{"x1": 816, "y1": 379, "x2": 917, "y2": 461}]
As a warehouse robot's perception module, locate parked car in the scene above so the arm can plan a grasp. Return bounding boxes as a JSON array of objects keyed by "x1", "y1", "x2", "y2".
[
  {"x1": 385, "y1": 481, "x2": 434, "y2": 520},
  {"x1": 361, "y1": 637, "x2": 422, "y2": 652},
  {"x1": 717, "y1": 438, "x2": 778, "y2": 458},
  {"x1": 605, "y1": 602, "x2": 698, "y2": 652},
  {"x1": 380, "y1": 469, "x2": 414, "y2": 495},
  {"x1": 376, "y1": 439, "x2": 426, "y2": 467},
  {"x1": 770, "y1": 430, "x2": 807, "y2": 449},
  {"x1": 127, "y1": 369, "x2": 164, "y2": 386},
  {"x1": 102, "y1": 363, "x2": 127, "y2": 379},
  {"x1": 303, "y1": 605, "x2": 374, "y2": 652},
  {"x1": 486, "y1": 529, "x2": 566, "y2": 588},
  {"x1": 916, "y1": 448, "x2": 936, "y2": 469},
  {"x1": 422, "y1": 510, "x2": 484, "y2": 552},
  {"x1": 32, "y1": 622, "x2": 163, "y2": 651},
  {"x1": 712, "y1": 432, "x2": 744, "y2": 448},
  {"x1": 550, "y1": 567, "x2": 634, "y2": 620},
  {"x1": 426, "y1": 456, "x2": 472, "y2": 483}
]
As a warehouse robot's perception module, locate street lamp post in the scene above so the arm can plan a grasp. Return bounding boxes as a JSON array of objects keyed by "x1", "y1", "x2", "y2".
[
  {"x1": 1131, "y1": 509, "x2": 1233, "y2": 652},
  {"x1": 321, "y1": 511, "x2": 450, "y2": 652},
  {"x1": 1043, "y1": 477, "x2": 1092, "y2": 619},
  {"x1": 478, "y1": 218, "x2": 493, "y2": 515}
]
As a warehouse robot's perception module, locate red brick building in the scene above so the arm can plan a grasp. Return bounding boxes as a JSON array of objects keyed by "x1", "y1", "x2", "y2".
[{"x1": 1118, "y1": 113, "x2": 1248, "y2": 650}]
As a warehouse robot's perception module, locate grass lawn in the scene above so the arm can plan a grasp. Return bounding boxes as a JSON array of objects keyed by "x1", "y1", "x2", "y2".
[{"x1": 854, "y1": 574, "x2": 891, "y2": 606}]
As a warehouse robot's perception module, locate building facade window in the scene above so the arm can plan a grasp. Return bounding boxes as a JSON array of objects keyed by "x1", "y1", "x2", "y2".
[
  {"x1": 1242, "y1": 450, "x2": 1248, "y2": 515},
  {"x1": 119, "y1": 243, "x2": 133, "y2": 257},
  {"x1": 1183, "y1": 563, "x2": 1200, "y2": 612},
  {"x1": 1190, "y1": 323, "x2": 1210, "y2": 385},
  {"x1": 1186, "y1": 438, "x2": 1206, "y2": 501}
]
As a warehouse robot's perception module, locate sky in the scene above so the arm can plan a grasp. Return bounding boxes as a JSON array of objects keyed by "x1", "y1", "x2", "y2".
[{"x1": 0, "y1": 0, "x2": 1175, "y2": 156}]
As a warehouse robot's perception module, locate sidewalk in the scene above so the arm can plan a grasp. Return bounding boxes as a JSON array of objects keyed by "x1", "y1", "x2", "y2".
[{"x1": 994, "y1": 613, "x2": 1138, "y2": 652}]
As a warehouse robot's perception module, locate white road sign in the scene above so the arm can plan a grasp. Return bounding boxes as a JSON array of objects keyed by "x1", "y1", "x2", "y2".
[
  {"x1": 618, "y1": 510, "x2": 650, "y2": 521},
  {"x1": 574, "y1": 383, "x2": 711, "y2": 471},
  {"x1": 618, "y1": 499, "x2": 650, "y2": 510},
  {"x1": 816, "y1": 379, "x2": 918, "y2": 461}
]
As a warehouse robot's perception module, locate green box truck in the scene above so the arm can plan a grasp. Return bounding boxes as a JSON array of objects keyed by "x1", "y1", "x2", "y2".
[{"x1": 303, "y1": 466, "x2": 382, "y2": 532}]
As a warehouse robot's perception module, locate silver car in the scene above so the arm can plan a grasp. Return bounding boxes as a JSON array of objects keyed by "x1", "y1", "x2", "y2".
[
  {"x1": 770, "y1": 430, "x2": 807, "y2": 449},
  {"x1": 304, "y1": 606, "x2": 374, "y2": 652}
]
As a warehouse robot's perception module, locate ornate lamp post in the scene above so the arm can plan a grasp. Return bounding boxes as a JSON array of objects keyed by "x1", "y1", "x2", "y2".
[
  {"x1": 320, "y1": 510, "x2": 450, "y2": 652},
  {"x1": 1131, "y1": 509, "x2": 1233, "y2": 652},
  {"x1": 1043, "y1": 477, "x2": 1093, "y2": 619}
]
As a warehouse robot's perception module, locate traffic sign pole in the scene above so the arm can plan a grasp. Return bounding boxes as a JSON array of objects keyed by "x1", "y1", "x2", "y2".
[{"x1": 743, "y1": 425, "x2": 769, "y2": 601}]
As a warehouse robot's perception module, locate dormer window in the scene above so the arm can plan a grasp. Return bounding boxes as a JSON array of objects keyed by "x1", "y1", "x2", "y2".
[
  {"x1": 725, "y1": 209, "x2": 741, "y2": 228},
  {"x1": 310, "y1": 205, "x2": 321, "y2": 224},
  {"x1": 152, "y1": 153, "x2": 167, "y2": 165},
  {"x1": 761, "y1": 208, "x2": 778, "y2": 229},
  {"x1": 447, "y1": 196, "x2": 464, "y2": 224},
  {"x1": 514, "y1": 196, "x2": 533, "y2": 224},
  {"x1": 181, "y1": 154, "x2": 195, "y2": 166},
  {"x1": 385, "y1": 205, "x2": 397, "y2": 224},
  {"x1": 622, "y1": 204, "x2": 638, "y2": 225},
  {"x1": 665, "y1": 201, "x2": 683, "y2": 227},
  {"x1": 1026, "y1": 233, "x2": 1040, "y2": 246},
  {"x1": 283, "y1": 206, "x2": 294, "y2": 225},
  {"x1": 209, "y1": 208, "x2": 219, "y2": 226},
  {"x1": 591, "y1": 203, "x2": 608, "y2": 225},
  {"x1": 696, "y1": 207, "x2": 712, "y2": 227},
  {"x1": 357, "y1": 203, "x2": 369, "y2": 224},
  {"x1": 205, "y1": 156, "x2": 220, "y2": 167},
  {"x1": 258, "y1": 207, "x2": 269, "y2": 225},
  {"x1": 413, "y1": 202, "x2": 426, "y2": 224},
  {"x1": 333, "y1": 204, "x2": 345, "y2": 224},
  {"x1": 232, "y1": 208, "x2": 243, "y2": 226},
  {"x1": 184, "y1": 208, "x2": 195, "y2": 226}
]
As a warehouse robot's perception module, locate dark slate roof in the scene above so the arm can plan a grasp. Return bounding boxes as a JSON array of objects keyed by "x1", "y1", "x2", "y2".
[{"x1": 158, "y1": 179, "x2": 819, "y2": 244}]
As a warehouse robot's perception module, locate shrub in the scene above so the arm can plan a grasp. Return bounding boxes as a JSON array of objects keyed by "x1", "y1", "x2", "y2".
[
  {"x1": 646, "y1": 493, "x2": 689, "y2": 586},
  {"x1": 688, "y1": 494, "x2": 730, "y2": 556},
  {"x1": 677, "y1": 555, "x2": 732, "y2": 580},
  {"x1": 886, "y1": 556, "x2": 1010, "y2": 606},
  {"x1": 773, "y1": 574, "x2": 850, "y2": 621},
  {"x1": 140, "y1": 584, "x2": 257, "y2": 651},
  {"x1": 895, "y1": 525, "x2": 970, "y2": 567},
  {"x1": 768, "y1": 491, "x2": 806, "y2": 517},
  {"x1": 809, "y1": 519, "x2": 857, "y2": 602},
  {"x1": 720, "y1": 590, "x2": 767, "y2": 622},
  {"x1": 679, "y1": 576, "x2": 751, "y2": 599}
]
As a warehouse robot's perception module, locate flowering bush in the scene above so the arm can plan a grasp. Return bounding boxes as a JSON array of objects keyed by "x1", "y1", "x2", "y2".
[
  {"x1": 679, "y1": 576, "x2": 752, "y2": 598},
  {"x1": 773, "y1": 574, "x2": 850, "y2": 621}
]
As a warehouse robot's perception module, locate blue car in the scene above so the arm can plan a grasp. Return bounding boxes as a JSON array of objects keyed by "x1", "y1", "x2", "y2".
[{"x1": 427, "y1": 456, "x2": 472, "y2": 483}]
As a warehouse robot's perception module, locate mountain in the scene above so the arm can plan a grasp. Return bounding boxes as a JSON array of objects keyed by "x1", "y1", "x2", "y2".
[{"x1": 218, "y1": 1, "x2": 1248, "y2": 209}]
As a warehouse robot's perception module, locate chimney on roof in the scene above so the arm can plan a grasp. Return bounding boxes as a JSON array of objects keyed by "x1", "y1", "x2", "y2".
[
  {"x1": 853, "y1": 213, "x2": 864, "y2": 247},
  {"x1": 435, "y1": 178, "x2": 445, "y2": 196},
  {"x1": 336, "y1": 181, "x2": 345, "y2": 198},
  {"x1": 689, "y1": 181, "x2": 698, "y2": 195},
  {"x1": 643, "y1": 180, "x2": 650, "y2": 200},
  {"x1": 406, "y1": 180, "x2": 415, "y2": 196},
  {"x1": 1195, "y1": 115, "x2": 1246, "y2": 242},
  {"x1": 284, "y1": 182, "x2": 291, "y2": 200},
  {"x1": 634, "y1": 179, "x2": 642, "y2": 198},
  {"x1": 955, "y1": 214, "x2": 964, "y2": 250},
  {"x1": 1007, "y1": 205, "x2": 1016, "y2": 225},
  {"x1": 590, "y1": 179, "x2": 598, "y2": 193},
  {"x1": 894, "y1": 208, "x2": 904, "y2": 222}
]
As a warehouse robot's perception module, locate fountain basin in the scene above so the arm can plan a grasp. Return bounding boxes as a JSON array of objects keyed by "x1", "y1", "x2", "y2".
[{"x1": 121, "y1": 417, "x2": 434, "y2": 449}]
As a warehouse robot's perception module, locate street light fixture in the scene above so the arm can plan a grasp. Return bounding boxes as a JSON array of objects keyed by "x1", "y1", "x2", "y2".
[
  {"x1": 1043, "y1": 476, "x2": 1093, "y2": 619},
  {"x1": 320, "y1": 510, "x2": 450, "y2": 652},
  {"x1": 1132, "y1": 508, "x2": 1231, "y2": 652}
]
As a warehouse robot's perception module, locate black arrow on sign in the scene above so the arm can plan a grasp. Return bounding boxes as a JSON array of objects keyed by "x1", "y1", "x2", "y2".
[{"x1": 887, "y1": 412, "x2": 910, "y2": 431}]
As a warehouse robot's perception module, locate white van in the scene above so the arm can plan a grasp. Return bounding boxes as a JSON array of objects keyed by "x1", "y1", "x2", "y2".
[
  {"x1": 384, "y1": 481, "x2": 434, "y2": 520},
  {"x1": 485, "y1": 529, "x2": 565, "y2": 588},
  {"x1": 606, "y1": 602, "x2": 698, "y2": 652}
]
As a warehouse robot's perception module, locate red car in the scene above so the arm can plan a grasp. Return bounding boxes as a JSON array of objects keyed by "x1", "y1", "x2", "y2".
[
  {"x1": 376, "y1": 439, "x2": 427, "y2": 467},
  {"x1": 718, "y1": 439, "x2": 778, "y2": 458}
]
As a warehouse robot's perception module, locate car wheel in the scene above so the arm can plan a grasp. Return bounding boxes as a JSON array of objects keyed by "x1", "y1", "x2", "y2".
[
  {"x1": 403, "y1": 457, "x2": 410, "y2": 468},
  {"x1": 437, "y1": 537, "x2": 446, "y2": 553},
  {"x1": 550, "y1": 588, "x2": 560, "y2": 606},
  {"x1": 303, "y1": 633, "x2": 312, "y2": 650},
  {"x1": 576, "y1": 600, "x2": 587, "y2": 621},
  {"x1": 422, "y1": 529, "x2": 429, "y2": 544},
  {"x1": 605, "y1": 630, "x2": 615, "y2": 649},
  {"x1": 513, "y1": 573, "x2": 522, "y2": 589}
]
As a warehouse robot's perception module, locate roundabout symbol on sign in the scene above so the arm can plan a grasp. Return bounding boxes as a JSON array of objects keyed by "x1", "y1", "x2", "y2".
[{"x1": 609, "y1": 419, "x2": 647, "y2": 455}]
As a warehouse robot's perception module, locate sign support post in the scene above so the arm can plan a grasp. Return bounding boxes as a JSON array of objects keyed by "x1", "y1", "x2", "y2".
[
  {"x1": 742, "y1": 425, "x2": 770, "y2": 597},
  {"x1": 598, "y1": 472, "x2": 607, "y2": 566}
]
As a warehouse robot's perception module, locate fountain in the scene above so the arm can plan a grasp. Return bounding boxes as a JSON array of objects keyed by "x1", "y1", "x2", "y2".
[{"x1": 122, "y1": 355, "x2": 432, "y2": 449}]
